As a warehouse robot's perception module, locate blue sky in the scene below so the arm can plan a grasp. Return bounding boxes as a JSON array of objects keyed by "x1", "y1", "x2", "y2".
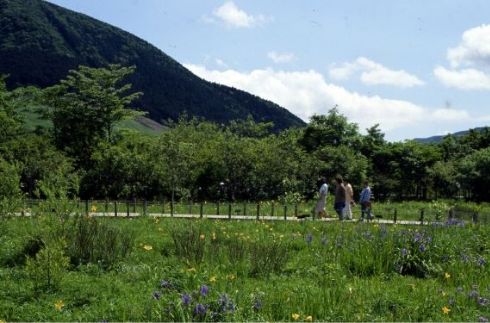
[{"x1": 48, "y1": 0, "x2": 490, "y2": 141}]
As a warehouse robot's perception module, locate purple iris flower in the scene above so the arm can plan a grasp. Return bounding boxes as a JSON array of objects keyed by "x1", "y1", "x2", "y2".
[
  {"x1": 200, "y1": 284, "x2": 209, "y2": 297},
  {"x1": 181, "y1": 294, "x2": 191, "y2": 306}
]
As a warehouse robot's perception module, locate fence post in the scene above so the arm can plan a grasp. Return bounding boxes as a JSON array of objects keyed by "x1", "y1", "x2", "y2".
[
  {"x1": 200, "y1": 202, "x2": 203, "y2": 219},
  {"x1": 126, "y1": 200, "x2": 130, "y2": 217},
  {"x1": 170, "y1": 199, "x2": 174, "y2": 217},
  {"x1": 472, "y1": 212, "x2": 479, "y2": 224},
  {"x1": 143, "y1": 200, "x2": 147, "y2": 216},
  {"x1": 133, "y1": 198, "x2": 136, "y2": 213},
  {"x1": 294, "y1": 204, "x2": 298, "y2": 218},
  {"x1": 217, "y1": 202, "x2": 220, "y2": 215},
  {"x1": 271, "y1": 202, "x2": 275, "y2": 217},
  {"x1": 85, "y1": 200, "x2": 89, "y2": 215},
  {"x1": 228, "y1": 203, "x2": 232, "y2": 220},
  {"x1": 393, "y1": 208, "x2": 397, "y2": 224},
  {"x1": 284, "y1": 205, "x2": 287, "y2": 220},
  {"x1": 114, "y1": 201, "x2": 118, "y2": 217},
  {"x1": 188, "y1": 201, "x2": 192, "y2": 215},
  {"x1": 105, "y1": 200, "x2": 108, "y2": 216},
  {"x1": 161, "y1": 199, "x2": 165, "y2": 215},
  {"x1": 419, "y1": 209, "x2": 424, "y2": 225},
  {"x1": 244, "y1": 203, "x2": 247, "y2": 216}
]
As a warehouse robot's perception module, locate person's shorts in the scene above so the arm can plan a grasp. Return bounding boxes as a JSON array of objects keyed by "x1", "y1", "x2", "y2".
[{"x1": 334, "y1": 202, "x2": 345, "y2": 212}]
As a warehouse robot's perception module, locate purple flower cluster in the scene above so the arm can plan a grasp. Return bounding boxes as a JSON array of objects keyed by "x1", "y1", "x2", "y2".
[{"x1": 305, "y1": 233, "x2": 313, "y2": 245}]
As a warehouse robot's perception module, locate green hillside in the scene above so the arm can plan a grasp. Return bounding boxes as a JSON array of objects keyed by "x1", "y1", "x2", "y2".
[{"x1": 0, "y1": 0, "x2": 304, "y2": 131}]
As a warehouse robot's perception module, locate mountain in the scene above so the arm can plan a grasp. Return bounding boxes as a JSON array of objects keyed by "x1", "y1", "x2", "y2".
[
  {"x1": 0, "y1": 0, "x2": 304, "y2": 131},
  {"x1": 414, "y1": 127, "x2": 488, "y2": 144}
]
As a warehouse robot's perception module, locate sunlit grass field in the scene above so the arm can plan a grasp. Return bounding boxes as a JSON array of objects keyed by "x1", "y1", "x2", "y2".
[{"x1": 0, "y1": 203, "x2": 488, "y2": 321}]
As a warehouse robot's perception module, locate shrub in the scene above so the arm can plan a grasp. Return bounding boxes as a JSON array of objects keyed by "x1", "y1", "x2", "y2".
[
  {"x1": 25, "y1": 240, "x2": 69, "y2": 292},
  {"x1": 65, "y1": 215, "x2": 134, "y2": 269}
]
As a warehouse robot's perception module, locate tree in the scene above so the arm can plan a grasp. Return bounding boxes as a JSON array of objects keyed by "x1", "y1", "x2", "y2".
[
  {"x1": 43, "y1": 65, "x2": 144, "y2": 167},
  {"x1": 299, "y1": 107, "x2": 361, "y2": 152}
]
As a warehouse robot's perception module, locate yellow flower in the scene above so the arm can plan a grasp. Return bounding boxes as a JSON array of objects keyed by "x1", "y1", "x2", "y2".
[
  {"x1": 91, "y1": 205, "x2": 97, "y2": 212},
  {"x1": 212, "y1": 232, "x2": 217, "y2": 240},
  {"x1": 187, "y1": 267, "x2": 196, "y2": 272},
  {"x1": 441, "y1": 291, "x2": 447, "y2": 297},
  {"x1": 305, "y1": 315, "x2": 313, "y2": 322},
  {"x1": 444, "y1": 272, "x2": 451, "y2": 279},
  {"x1": 143, "y1": 244, "x2": 153, "y2": 251},
  {"x1": 209, "y1": 275, "x2": 217, "y2": 283},
  {"x1": 200, "y1": 234, "x2": 205, "y2": 240},
  {"x1": 442, "y1": 306, "x2": 451, "y2": 314},
  {"x1": 291, "y1": 313, "x2": 300, "y2": 320},
  {"x1": 0, "y1": 319, "x2": 6, "y2": 323},
  {"x1": 54, "y1": 300, "x2": 64, "y2": 311},
  {"x1": 227, "y1": 274, "x2": 236, "y2": 281}
]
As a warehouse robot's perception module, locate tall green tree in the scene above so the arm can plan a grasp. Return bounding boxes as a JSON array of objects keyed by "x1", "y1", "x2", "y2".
[{"x1": 43, "y1": 65, "x2": 143, "y2": 167}]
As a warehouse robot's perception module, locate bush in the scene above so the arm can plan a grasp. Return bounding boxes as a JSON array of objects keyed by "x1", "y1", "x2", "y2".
[{"x1": 65, "y1": 215, "x2": 134, "y2": 269}]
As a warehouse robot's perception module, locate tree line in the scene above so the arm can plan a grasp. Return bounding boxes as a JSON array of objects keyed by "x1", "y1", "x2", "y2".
[{"x1": 1, "y1": 65, "x2": 489, "y2": 203}]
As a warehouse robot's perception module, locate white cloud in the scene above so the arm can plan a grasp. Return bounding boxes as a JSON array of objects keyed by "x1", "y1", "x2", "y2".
[
  {"x1": 210, "y1": 1, "x2": 270, "y2": 28},
  {"x1": 328, "y1": 57, "x2": 424, "y2": 88},
  {"x1": 215, "y1": 58, "x2": 228, "y2": 68},
  {"x1": 267, "y1": 51, "x2": 295, "y2": 64},
  {"x1": 435, "y1": 25, "x2": 490, "y2": 90},
  {"x1": 185, "y1": 64, "x2": 490, "y2": 140},
  {"x1": 434, "y1": 66, "x2": 490, "y2": 90},
  {"x1": 185, "y1": 64, "x2": 431, "y2": 131},
  {"x1": 447, "y1": 24, "x2": 490, "y2": 68}
]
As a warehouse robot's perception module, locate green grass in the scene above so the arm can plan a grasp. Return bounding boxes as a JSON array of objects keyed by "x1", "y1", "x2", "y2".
[
  {"x1": 19, "y1": 105, "x2": 163, "y2": 135},
  {"x1": 0, "y1": 210, "x2": 488, "y2": 321}
]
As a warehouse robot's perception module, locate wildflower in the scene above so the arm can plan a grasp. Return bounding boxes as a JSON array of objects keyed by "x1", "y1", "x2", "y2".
[
  {"x1": 143, "y1": 244, "x2": 153, "y2": 251},
  {"x1": 218, "y1": 293, "x2": 235, "y2": 313},
  {"x1": 54, "y1": 300, "x2": 64, "y2": 311},
  {"x1": 306, "y1": 233, "x2": 313, "y2": 245},
  {"x1": 181, "y1": 294, "x2": 192, "y2": 306},
  {"x1": 479, "y1": 316, "x2": 489, "y2": 322},
  {"x1": 461, "y1": 253, "x2": 470, "y2": 263},
  {"x1": 253, "y1": 299, "x2": 262, "y2": 311},
  {"x1": 478, "y1": 257, "x2": 486, "y2": 266},
  {"x1": 209, "y1": 275, "x2": 217, "y2": 283},
  {"x1": 456, "y1": 286, "x2": 464, "y2": 293},
  {"x1": 212, "y1": 232, "x2": 217, "y2": 240},
  {"x1": 193, "y1": 303, "x2": 207, "y2": 317},
  {"x1": 153, "y1": 291, "x2": 161, "y2": 300},
  {"x1": 200, "y1": 234, "x2": 205, "y2": 240},
  {"x1": 419, "y1": 244, "x2": 426, "y2": 252},
  {"x1": 91, "y1": 205, "x2": 97, "y2": 212},
  {"x1": 441, "y1": 291, "x2": 447, "y2": 297},
  {"x1": 401, "y1": 248, "x2": 408, "y2": 257},
  {"x1": 448, "y1": 298, "x2": 455, "y2": 305},
  {"x1": 292, "y1": 313, "x2": 300, "y2": 320},
  {"x1": 442, "y1": 306, "x2": 450, "y2": 314},
  {"x1": 200, "y1": 284, "x2": 209, "y2": 297},
  {"x1": 321, "y1": 236, "x2": 328, "y2": 246},
  {"x1": 444, "y1": 272, "x2": 451, "y2": 279},
  {"x1": 0, "y1": 320, "x2": 5, "y2": 323},
  {"x1": 305, "y1": 315, "x2": 313, "y2": 322},
  {"x1": 478, "y1": 297, "x2": 489, "y2": 307},
  {"x1": 227, "y1": 274, "x2": 236, "y2": 281},
  {"x1": 160, "y1": 280, "x2": 173, "y2": 289},
  {"x1": 469, "y1": 289, "x2": 479, "y2": 299},
  {"x1": 187, "y1": 267, "x2": 196, "y2": 273}
]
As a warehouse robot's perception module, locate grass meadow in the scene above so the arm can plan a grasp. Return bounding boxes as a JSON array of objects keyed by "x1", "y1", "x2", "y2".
[{"x1": 0, "y1": 201, "x2": 488, "y2": 321}]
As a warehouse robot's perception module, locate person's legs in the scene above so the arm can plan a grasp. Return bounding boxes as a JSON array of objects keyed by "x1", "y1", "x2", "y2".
[
  {"x1": 344, "y1": 202, "x2": 352, "y2": 220},
  {"x1": 334, "y1": 202, "x2": 345, "y2": 220}
]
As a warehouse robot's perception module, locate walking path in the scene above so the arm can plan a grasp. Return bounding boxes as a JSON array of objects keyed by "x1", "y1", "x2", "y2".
[{"x1": 83, "y1": 212, "x2": 429, "y2": 225}]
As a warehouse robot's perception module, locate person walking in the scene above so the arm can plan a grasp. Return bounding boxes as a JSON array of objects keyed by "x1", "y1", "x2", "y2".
[
  {"x1": 333, "y1": 175, "x2": 346, "y2": 220},
  {"x1": 314, "y1": 177, "x2": 328, "y2": 218},
  {"x1": 344, "y1": 179, "x2": 354, "y2": 220},
  {"x1": 359, "y1": 180, "x2": 372, "y2": 221}
]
